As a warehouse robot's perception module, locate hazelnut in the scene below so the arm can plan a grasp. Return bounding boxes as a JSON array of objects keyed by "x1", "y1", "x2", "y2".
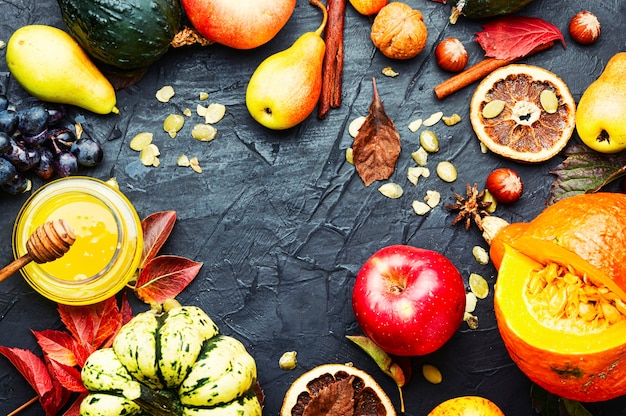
[
  {"x1": 435, "y1": 38, "x2": 468, "y2": 72},
  {"x1": 569, "y1": 11, "x2": 601, "y2": 45},
  {"x1": 370, "y1": 2, "x2": 428, "y2": 60}
]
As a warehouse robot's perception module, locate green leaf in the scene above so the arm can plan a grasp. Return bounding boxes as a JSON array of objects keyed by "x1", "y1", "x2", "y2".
[
  {"x1": 548, "y1": 144, "x2": 626, "y2": 205},
  {"x1": 562, "y1": 398, "x2": 594, "y2": 416},
  {"x1": 530, "y1": 384, "x2": 594, "y2": 416}
]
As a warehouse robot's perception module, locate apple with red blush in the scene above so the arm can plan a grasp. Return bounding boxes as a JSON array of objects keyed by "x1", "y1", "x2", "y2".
[
  {"x1": 180, "y1": 0, "x2": 297, "y2": 50},
  {"x1": 352, "y1": 245, "x2": 466, "y2": 356}
]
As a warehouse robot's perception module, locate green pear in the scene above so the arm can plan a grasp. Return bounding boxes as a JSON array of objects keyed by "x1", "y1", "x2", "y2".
[
  {"x1": 6, "y1": 25, "x2": 118, "y2": 115},
  {"x1": 576, "y1": 52, "x2": 626, "y2": 153},
  {"x1": 245, "y1": 0, "x2": 327, "y2": 130}
]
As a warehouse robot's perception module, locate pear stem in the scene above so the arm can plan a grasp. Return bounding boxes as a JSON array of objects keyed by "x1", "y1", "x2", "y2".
[{"x1": 310, "y1": 0, "x2": 328, "y2": 37}]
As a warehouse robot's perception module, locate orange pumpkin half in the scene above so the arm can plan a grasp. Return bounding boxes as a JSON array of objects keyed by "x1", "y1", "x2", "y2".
[{"x1": 492, "y1": 193, "x2": 626, "y2": 402}]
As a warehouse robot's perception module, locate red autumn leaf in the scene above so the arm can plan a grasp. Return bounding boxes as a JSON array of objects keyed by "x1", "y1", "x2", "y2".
[
  {"x1": 352, "y1": 78, "x2": 401, "y2": 186},
  {"x1": 141, "y1": 210, "x2": 177, "y2": 268},
  {"x1": 33, "y1": 330, "x2": 78, "y2": 367},
  {"x1": 62, "y1": 392, "x2": 89, "y2": 416},
  {"x1": 0, "y1": 346, "x2": 53, "y2": 397},
  {"x1": 120, "y1": 291, "x2": 134, "y2": 325},
  {"x1": 47, "y1": 358, "x2": 86, "y2": 393},
  {"x1": 475, "y1": 16, "x2": 566, "y2": 60},
  {"x1": 135, "y1": 255, "x2": 203, "y2": 304},
  {"x1": 58, "y1": 296, "x2": 124, "y2": 351},
  {"x1": 0, "y1": 346, "x2": 70, "y2": 415},
  {"x1": 40, "y1": 379, "x2": 72, "y2": 416}
]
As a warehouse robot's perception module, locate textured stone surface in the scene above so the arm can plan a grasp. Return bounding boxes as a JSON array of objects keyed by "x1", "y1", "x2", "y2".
[{"x1": 0, "y1": 0, "x2": 625, "y2": 415}]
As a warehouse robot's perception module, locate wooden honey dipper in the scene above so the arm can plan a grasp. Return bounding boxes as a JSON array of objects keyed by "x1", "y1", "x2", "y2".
[{"x1": 0, "y1": 218, "x2": 76, "y2": 283}]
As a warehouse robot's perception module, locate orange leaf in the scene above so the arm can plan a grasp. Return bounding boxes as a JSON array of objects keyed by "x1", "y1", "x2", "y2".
[
  {"x1": 141, "y1": 211, "x2": 177, "y2": 268},
  {"x1": 135, "y1": 255, "x2": 202, "y2": 304},
  {"x1": 475, "y1": 16, "x2": 566, "y2": 60}
]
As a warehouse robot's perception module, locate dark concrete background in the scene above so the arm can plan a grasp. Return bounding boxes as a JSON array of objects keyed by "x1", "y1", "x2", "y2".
[{"x1": 0, "y1": 0, "x2": 625, "y2": 414}]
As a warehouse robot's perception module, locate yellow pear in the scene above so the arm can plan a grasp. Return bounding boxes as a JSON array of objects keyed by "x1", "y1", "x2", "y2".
[
  {"x1": 6, "y1": 25, "x2": 118, "y2": 115},
  {"x1": 246, "y1": 0, "x2": 327, "y2": 130},
  {"x1": 576, "y1": 52, "x2": 626, "y2": 153}
]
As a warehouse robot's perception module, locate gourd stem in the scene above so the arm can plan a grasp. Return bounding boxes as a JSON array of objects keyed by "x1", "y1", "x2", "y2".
[{"x1": 134, "y1": 385, "x2": 183, "y2": 416}]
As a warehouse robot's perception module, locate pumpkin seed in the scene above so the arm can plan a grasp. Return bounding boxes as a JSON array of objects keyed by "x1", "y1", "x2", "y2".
[
  {"x1": 425, "y1": 190, "x2": 441, "y2": 208},
  {"x1": 472, "y1": 246, "x2": 489, "y2": 265},
  {"x1": 419, "y1": 130, "x2": 439, "y2": 152},
  {"x1": 540, "y1": 89, "x2": 559, "y2": 114},
  {"x1": 422, "y1": 364, "x2": 442, "y2": 384},
  {"x1": 411, "y1": 147, "x2": 429, "y2": 166},
  {"x1": 177, "y1": 154, "x2": 191, "y2": 167},
  {"x1": 156, "y1": 85, "x2": 175, "y2": 103},
  {"x1": 189, "y1": 157, "x2": 202, "y2": 174},
  {"x1": 408, "y1": 118, "x2": 423, "y2": 132},
  {"x1": 482, "y1": 190, "x2": 497, "y2": 213},
  {"x1": 140, "y1": 144, "x2": 160, "y2": 167},
  {"x1": 469, "y1": 273, "x2": 489, "y2": 299},
  {"x1": 412, "y1": 200, "x2": 431, "y2": 215},
  {"x1": 349, "y1": 116, "x2": 366, "y2": 138},
  {"x1": 191, "y1": 124, "x2": 217, "y2": 142},
  {"x1": 407, "y1": 166, "x2": 429, "y2": 185},
  {"x1": 164, "y1": 114, "x2": 185, "y2": 138},
  {"x1": 465, "y1": 292, "x2": 477, "y2": 313},
  {"x1": 204, "y1": 103, "x2": 226, "y2": 124},
  {"x1": 436, "y1": 161, "x2": 457, "y2": 182},
  {"x1": 129, "y1": 132, "x2": 153, "y2": 151},
  {"x1": 547, "y1": 287, "x2": 568, "y2": 316},
  {"x1": 346, "y1": 147, "x2": 354, "y2": 165},
  {"x1": 279, "y1": 351, "x2": 298, "y2": 371},
  {"x1": 378, "y1": 183, "x2": 403, "y2": 199},
  {"x1": 423, "y1": 111, "x2": 443, "y2": 127},
  {"x1": 600, "y1": 302, "x2": 620, "y2": 324},
  {"x1": 442, "y1": 113, "x2": 461, "y2": 126},
  {"x1": 482, "y1": 99, "x2": 506, "y2": 119},
  {"x1": 465, "y1": 313, "x2": 479, "y2": 329},
  {"x1": 382, "y1": 67, "x2": 399, "y2": 77},
  {"x1": 526, "y1": 262, "x2": 626, "y2": 328}
]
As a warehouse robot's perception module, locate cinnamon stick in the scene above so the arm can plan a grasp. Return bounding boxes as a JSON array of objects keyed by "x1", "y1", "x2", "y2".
[
  {"x1": 318, "y1": 0, "x2": 346, "y2": 119},
  {"x1": 434, "y1": 41, "x2": 555, "y2": 100}
]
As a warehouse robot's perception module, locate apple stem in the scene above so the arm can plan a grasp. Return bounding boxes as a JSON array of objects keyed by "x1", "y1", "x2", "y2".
[{"x1": 309, "y1": 0, "x2": 328, "y2": 37}]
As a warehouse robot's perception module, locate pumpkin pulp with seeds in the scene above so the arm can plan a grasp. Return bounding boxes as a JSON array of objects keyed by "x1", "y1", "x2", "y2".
[{"x1": 492, "y1": 193, "x2": 626, "y2": 402}]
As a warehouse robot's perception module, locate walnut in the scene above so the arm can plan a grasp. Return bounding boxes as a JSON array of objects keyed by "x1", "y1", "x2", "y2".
[{"x1": 370, "y1": 2, "x2": 428, "y2": 60}]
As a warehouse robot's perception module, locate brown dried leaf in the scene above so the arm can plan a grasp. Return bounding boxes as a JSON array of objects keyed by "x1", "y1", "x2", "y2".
[
  {"x1": 352, "y1": 78, "x2": 401, "y2": 186},
  {"x1": 303, "y1": 376, "x2": 355, "y2": 416}
]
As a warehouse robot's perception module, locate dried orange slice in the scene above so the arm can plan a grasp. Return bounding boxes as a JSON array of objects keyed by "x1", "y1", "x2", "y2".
[
  {"x1": 280, "y1": 363, "x2": 397, "y2": 415},
  {"x1": 470, "y1": 64, "x2": 576, "y2": 163}
]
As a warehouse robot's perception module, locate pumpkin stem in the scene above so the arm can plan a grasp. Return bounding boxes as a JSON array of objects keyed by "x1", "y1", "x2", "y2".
[{"x1": 133, "y1": 384, "x2": 182, "y2": 416}]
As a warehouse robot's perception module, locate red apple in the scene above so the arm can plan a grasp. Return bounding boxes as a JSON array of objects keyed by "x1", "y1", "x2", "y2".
[
  {"x1": 352, "y1": 245, "x2": 466, "y2": 356},
  {"x1": 181, "y1": 0, "x2": 297, "y2": 49}
]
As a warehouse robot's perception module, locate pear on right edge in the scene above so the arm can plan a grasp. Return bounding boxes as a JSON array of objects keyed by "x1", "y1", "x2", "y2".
[
  {"x1": 576, "y1": 52, "x2": 626, "y2": 153},
  {"x1": 245, "y1": 0, "x2": 327, "y2": 130}
]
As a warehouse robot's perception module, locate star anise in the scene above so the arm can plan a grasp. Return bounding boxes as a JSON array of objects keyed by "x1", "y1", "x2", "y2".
[{"x1": 444, "y1": 183, "x2": 492, "y2": 231}]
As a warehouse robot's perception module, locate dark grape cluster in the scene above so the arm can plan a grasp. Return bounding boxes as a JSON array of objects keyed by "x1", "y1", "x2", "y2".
[{"x1": 0, "y1": 94, "x2": 104, "y2": 194}]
